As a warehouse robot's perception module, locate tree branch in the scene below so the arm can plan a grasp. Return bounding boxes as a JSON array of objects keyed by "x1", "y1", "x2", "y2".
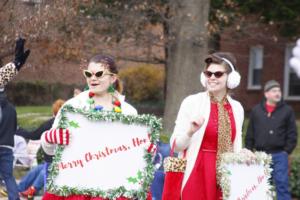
[
  {"x1": 115, "y1": 55, "x2": 165, "y2": 65},
  {"x1": 0, "y1": 0, "x2": 9, "y2": 12}
]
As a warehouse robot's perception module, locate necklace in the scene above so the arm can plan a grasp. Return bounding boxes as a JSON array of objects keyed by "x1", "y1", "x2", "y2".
[{"x1": 87, "y1": 91, "x2": 122, "y2": 113}]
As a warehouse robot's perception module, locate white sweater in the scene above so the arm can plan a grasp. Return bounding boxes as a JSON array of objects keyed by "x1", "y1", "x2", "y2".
[
  {"x1": 170, "y1": 91, "x2": 244, "y2": 191},
  {"x1": 41, "y1": 90, "x2": 137, "y2": 155}
]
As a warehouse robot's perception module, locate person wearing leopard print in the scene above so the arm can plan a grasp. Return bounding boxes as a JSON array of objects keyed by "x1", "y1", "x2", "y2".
[
  {"x1": 170, "y1": 52, "x2": 244, "y2": 200},
  {"x1": 0, "y1": 38, "x2": 30, "y2": 89},
  {"x1": 0, "y1": 37, "x2": 30, "y2": 200},
  {"x1": 0, "y1": 62, "x2": 18, "y2": 89}
]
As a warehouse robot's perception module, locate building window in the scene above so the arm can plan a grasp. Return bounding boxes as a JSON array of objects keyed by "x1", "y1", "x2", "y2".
[
  {"x1": 284, "y1": 44, "x2": 300, "y2": 100},
  {"x1": 248, "y1": 46, "x2": 263, "y2": 89}
]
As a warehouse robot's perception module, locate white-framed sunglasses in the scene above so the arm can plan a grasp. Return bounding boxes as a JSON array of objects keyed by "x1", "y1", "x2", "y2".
[{"x1": 83, "y1": 70, "x2": 114, "y2": 79}]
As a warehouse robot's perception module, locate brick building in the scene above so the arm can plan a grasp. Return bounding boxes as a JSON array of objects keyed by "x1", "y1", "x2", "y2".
[{"x1": 219, "y1": 19, "x2": 300, "y2": 114}]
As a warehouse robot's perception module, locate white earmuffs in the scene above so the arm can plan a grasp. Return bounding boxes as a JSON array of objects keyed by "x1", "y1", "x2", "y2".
[{"x1": 200, "y1": 57, "x2": 241, "y2": 89}]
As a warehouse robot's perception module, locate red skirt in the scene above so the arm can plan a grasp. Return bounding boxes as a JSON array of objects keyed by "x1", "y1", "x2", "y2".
[{"x1": 181, "y1": 149, "x2": 222, "y2": 200}]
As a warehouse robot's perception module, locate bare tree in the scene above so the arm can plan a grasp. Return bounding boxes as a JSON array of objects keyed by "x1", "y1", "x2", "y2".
[{"x1": 0, "y1": 0, "x2": 210, "y2": 133}]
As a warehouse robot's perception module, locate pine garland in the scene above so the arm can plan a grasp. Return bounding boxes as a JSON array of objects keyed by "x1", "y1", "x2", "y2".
[
  {"x1": 218, "y1": 151, "x2": 273, "y2": 200},
  {"x1": 47, "y1": 104, "x2": 162, "y2": 199}
]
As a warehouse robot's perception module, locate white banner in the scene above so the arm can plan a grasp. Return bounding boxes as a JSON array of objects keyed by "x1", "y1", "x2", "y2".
[
  {"x1": 225, "y1": 163, "x2": 271, "y2": 200},
  {"x1": 53, "y1": 112, "x2": 151, "y2": 191}
]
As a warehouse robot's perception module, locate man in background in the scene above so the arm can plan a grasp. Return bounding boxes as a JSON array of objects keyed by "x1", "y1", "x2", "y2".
[{"x1": 245, "y1": 80, "x2": 298, "y2": 200}]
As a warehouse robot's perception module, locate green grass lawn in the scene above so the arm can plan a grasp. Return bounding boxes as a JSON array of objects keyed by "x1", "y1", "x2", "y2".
[{"x1": 17, "y1": 106, "x2": 52, "y2": 130}]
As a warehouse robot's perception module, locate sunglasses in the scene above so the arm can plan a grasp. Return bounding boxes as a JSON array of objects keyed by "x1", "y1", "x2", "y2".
[
  {"x1": 83, "y1": 70, "x2": 113, "y2": 78},
  {"x1": 203, "y1": 71, "x2": 226, "y2": 78}
]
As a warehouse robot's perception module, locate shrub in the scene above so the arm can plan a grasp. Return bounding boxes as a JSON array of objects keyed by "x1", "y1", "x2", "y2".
[
  {"x1": 290, "y1": 156, "x2": 300, "y2": 198},
  {"x1": 119, "y1": 65, "x2": 165, "y2": 103},
  {"x1": 6, "y1": 81, "x2": 83, "y2": 105}
]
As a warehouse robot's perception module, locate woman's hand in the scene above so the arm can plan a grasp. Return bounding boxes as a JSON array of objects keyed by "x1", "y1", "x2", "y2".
[
  {"x1": 240, "y1": 148, "x2": 256, "y2": 158},
  {"x1": 43, "y1": 128, "x2": 71, "y2": 145},
  {"x1": 187, "y1": 117, "x2": 205, "y2": 137}
]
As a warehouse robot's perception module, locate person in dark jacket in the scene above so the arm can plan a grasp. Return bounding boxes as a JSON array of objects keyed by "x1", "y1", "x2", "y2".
[
  {"x1": 245, "y1": 80, "x2": 298, "y2": 200},
  {"x1": 16, "y1": 99, "x2": 65, "y2": 198},
  {"x1": 0, "y1": 38, "x2": 30, "y2": 200},
  {"x1": 0, "y1": 91, "x2": 18, "y2": 200}
]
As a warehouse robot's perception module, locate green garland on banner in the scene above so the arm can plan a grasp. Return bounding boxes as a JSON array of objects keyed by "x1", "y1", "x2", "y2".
[
  {"x1": 217, "y1": 151, "x2": 274, "y2": 200},
  {"x1": 46, "y1": 104, "x2": 162, "y2": 200}
]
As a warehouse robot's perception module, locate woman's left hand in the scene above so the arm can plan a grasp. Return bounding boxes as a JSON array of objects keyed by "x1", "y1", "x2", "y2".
[
  {"x1": 43, "y1": 128, "x2": 71, "y2": 145},
  {"x1": 240, "y1": 148, "x2": 256, "y2": 158}
]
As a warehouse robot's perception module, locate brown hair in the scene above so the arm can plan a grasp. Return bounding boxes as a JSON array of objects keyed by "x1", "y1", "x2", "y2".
[
  {"x1": 89, "y1": 54, "x2": 123, "y2": 93},
  {"x1": 52, "y1": 99, "x2": 65, "y2": 116},
  {"x1": 204, "y1": 52, "x2": 237, "y2": 72}
]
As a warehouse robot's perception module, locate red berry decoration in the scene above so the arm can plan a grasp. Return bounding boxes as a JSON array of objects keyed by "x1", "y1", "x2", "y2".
[
  {"x1": 89, "y1": 91, "x2": 95, "y2": 98},
  {"x1": 113, "y1": 100, "x2": 121, "y2": 107}
]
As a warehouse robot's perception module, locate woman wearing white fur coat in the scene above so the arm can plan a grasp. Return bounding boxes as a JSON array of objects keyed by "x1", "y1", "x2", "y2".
[{"x1": 170, "y1": 52, "x2": 244, "y2": 200}]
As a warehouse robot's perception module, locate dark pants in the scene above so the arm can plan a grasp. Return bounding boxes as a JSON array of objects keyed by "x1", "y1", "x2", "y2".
[
  {"x1": 151, "y1": 170, "x2": 165, "y2": 200},
  {"x1": 272, "y1": 151, "x2": 291, "y2": 200},
  {"x1": 18, "y1": 163, "x2": 45, "y2": 192},
  {"x1": 0, "y1": 147, "x2": 20, "y2": 200}
]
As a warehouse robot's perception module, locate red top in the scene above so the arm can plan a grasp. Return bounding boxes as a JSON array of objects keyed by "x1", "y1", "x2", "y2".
[
  {"x1": 200, "y1": 102, "x2": 236, "y2": 151},
  {"x1": 266, "y1": 103, "x2": 276, "y2": 114}
]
